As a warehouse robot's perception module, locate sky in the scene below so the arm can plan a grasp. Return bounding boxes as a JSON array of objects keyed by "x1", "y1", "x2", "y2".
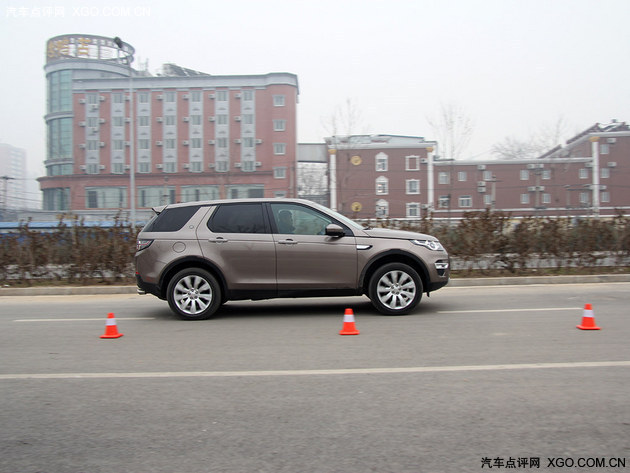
[{"x1": 1, "y1": 0, "x2": 629, "y2": 189}]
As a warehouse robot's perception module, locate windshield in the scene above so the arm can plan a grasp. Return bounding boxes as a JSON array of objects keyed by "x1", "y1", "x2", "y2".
[{"x1": 309, "y1": 201, "x2": 365, "y2": 231}]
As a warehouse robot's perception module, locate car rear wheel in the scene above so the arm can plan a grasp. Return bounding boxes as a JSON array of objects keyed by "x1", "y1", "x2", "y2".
[
  {"x1": 368, "y1": 263, "x2": 422, "y2": 315},
  {"x1": 167, "y1": 268, "x2": 222, "y2": 320}
]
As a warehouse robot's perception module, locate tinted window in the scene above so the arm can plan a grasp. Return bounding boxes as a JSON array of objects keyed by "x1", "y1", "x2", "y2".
[
  {"x1": 143, "y1": 206, "x2": 201, "y2": 232},
  {"x1": 208, "y1": 204, "x2": 266, "y2": 234},
  {"x1": 270, "y1": 203, "x2": 351, "y2": 236}
]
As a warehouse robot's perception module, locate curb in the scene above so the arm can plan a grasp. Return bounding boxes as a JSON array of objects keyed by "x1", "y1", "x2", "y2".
[{"x1": 1, "y1": 274, "x2": 629, "y2": 296}]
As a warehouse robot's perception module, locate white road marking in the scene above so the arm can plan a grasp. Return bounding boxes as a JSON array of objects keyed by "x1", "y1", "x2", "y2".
[
  {"x1": 13, "y1": 317, "x2": 155, "y2": 322},
  {"x1": 1, "y1": 361, "x2": 628, "y2": 380},
  {"x1": 438, "y1": 307, "x2": 581, "y2": 314}
]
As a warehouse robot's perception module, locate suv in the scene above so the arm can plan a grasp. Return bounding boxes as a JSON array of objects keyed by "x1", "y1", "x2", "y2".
[{"x1": 135, "y1": 199, "x2": 449, "y2": 320}]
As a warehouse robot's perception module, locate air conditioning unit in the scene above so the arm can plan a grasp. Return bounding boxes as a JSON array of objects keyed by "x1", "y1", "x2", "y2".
[
  {"x1": 208, "y1": 94, "x2": 215, "y2": 99},
  {"x1": 234, "y1": 139, "x2": 242, "y2": 144},
  {"x1": 99, "y1": 96, "x2": 106, "y2": 102},
  {"x1": 234, "y1": 162, "x2": 242, "y2": 168},
  {"x1": 99, "y1": 142, "x2": 105, "y2": 147},
  {"x1": 477, "y1": 181, "x2": 486, "y2": 187},
  {"x1": 183, "y1": 163, "x2": 190, "y2": 169},
  {"x1": 477, "y1": 187, "x2": 486, "y2": 193},
  {"x1": 99, "y1": 118, "x2": 106, "y2": 124},
  {"x1": 207, "y1": 140, "x2": 215, "y2": 145},
  {"x1": 420, "y1": 158, "x2": 428, "y2": 164},
  {"x1": 156, "y1": 141, "x2": 163, "y2": 146},
  {"x1": 607, "y1": 138, "x2": 617, "y2": 143},
  {"x1": 157, "y1": 95, "x2": 163, "y2": 100},
  {"x1": 255, "y1": 139, "x2": 263, "y2": 144},
  {"x1": 585, "y1": 162, "x2": 593, "y2": 168},
  {"x1": 80, "y1": 165, "x2": 86, "y2": 170},
  {"x1": 234, "y1": 116, "x2": 241, "y2": 121},
  {"x1": 182, "y1": 140, "x2": 189, "y2": 146},
  {"x1": 477, "y1": 164, "x2": 486, "y2": 170},
  {"x1": 124, "y1": 164, "x2": 130, "y2": 170},
  {"x1": 183, "y1": 117, "x2": 190, "y2": 122},
  {"x1": 156, "y1": 117, "x2": 163, "y2": 123},
  {"x1": 124, "y1": 141, "x2": 130, "y2": 146},
  {"x1": 156, "y1": 164, "x2": 163, "y2": 169},
  {"x1": 90, "y1": 104, "x2": 99, "y2": 111},
  {"x1": 608, "y1": 161, "x2": 617, "y2": 167},
  {"x1": 79, "y1": 144, "x2": 86, "y2": 149},
  {"x1": 99, "y1": 164, "x2": 105, "y2": 170},
  {"x1": 528, "y1": 186, "x2": 537, "y2": 192},
  {"x1": 527, "y1": 163, "x2": 535, "y2": 169},
  {"x1": 208, "y1": 163, "x2": 215, "y2": 168},
  {"x1": 255, "y1": 161, "x2": 262, "y2": 167},
  {"x1": 183, "y1": 94, "x2": 189, "y2": 100},
  {"x1": 208, "y1": 116, "x2": 215, "y2": 122},
  {"x1": 235, "y1": 93, "x2": 241, "y2": 99},
  {"x1": 79, "y1": 121, "x2": 86, "y2": 127},
  {"x1": 124, "y1": 118, "x2": 131, "y2": 123},
  {"x1": 78, "y1": 99, "x2": 86, "y2": 104}
]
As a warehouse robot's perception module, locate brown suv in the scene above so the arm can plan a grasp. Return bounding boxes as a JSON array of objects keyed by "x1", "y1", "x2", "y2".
[{"x1": 135, "y1": 199, "x2": 449, "y2": 320}]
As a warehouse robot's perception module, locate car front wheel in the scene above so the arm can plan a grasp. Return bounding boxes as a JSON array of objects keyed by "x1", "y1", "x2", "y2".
[
  {"x1": 368, "y1": 263, "x2": 422, "y2": 315},
  {"x1": 166, "y1": 268, "x2": 222, "y2": 320}
]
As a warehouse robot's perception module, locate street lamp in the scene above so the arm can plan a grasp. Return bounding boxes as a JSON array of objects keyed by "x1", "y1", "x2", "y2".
[{"x1": 113, "y1": 36, "x2": 136, "y2": 227}]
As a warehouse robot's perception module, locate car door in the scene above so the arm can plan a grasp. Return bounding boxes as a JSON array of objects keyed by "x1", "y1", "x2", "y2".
[
  {"x1": 268, "y1": 202, "x2": 358, "y2": 291},
  {"x1": 196, "y1": 203, "x2": 276, "y2": 295}
]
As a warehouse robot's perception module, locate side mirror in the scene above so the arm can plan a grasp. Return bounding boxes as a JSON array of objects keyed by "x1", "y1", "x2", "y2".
[{"x1": 325, "y1": 224, "x2": 345, "y2": 238}]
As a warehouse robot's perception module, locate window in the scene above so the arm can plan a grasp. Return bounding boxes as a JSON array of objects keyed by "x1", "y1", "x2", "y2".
[
  {"x1": 458, "y1": 171, "x2": 467, "y2": 182},
  {"x1": 209, "y1": 204, "x2": 266, "y2": 234},
  {"x1": 181, "y1": 186, "x2": 219, "y2": 202},
  {"x1": 139, "y1": 162, "x2": 150, "y2": 173},
  {"x1": 375, "y1": 152, "x2": 388, "y2": 171},
  {"x1": 579, "y1": 168, "x2": 588, "y2": 179},
  {"x1": 243, "y1": 90, "x2": 253, "y2": 101},
  {"x1": 542, "y1": 170, "x2": 551, "y2": 180},
  {"x1": 601, "y1": 167, "x2": 610, "y2": 179},
  {"x1": 601, "y1": 191, "x2": 610, "y2": 203},
  {"x1": 406, "y1": 203, "x2": 420, "y2": 218},
  {"x1": 191, "y1": 91, "x2": 202, "y2": 102},
  {"x1": 271, "y1": 203, "x2": 338, "y2": 235},
  {"x1": 138, "y1": 139, "x2": 150, "y2": 150},
  {"x1": 138, "y1": 93, "x2": 149, "y2": 103},
  {"x1": 520, "y1": 170, "x2": 529, "y2": 180},
  {"x1": 165, "y1": 115, "x2": 176, "y2": 126},
  {"x1": 217, "y1": 90, "x2": 228, "y2": 101},
  {"x1": 542, "y1": 194, "x2": 551, "y2": 204},
  {"x1": 458, "y1": 195, "x2": 472, "y2": 208},
  {"x1": 145, "y1": 205, "x2": 201, "y2": 232},
  {"x1": 274, "y1": 143, "x2": 286, "y2": 155},
  {"x1": 242, "y1": 137, "x2": 254, "y2": 147},
  {"x1": 87, "y1": 140, "x2": 99, "y2": 150},
  {"x1": 113, "y1": 93, "x2": 123, "y2": 103},
  {"x1": 273, "y1": 119, "x2": 286, "y2": 131},
  {"x1": 274, "y1": 167, "x2": 287, "y2": 179},
  {"x1": 85, "y1": 186, "x2": 127, "y2": 209},
  {"x1": 217, "y1": 115, "x2": 228, "y2": 125},
  {"x1": 438, "y1": 172, "x2": 450, "y2": 185},
  {"x1": 579, "y1": 192, "x2": 589, "y2": 204},
  {"x1": 216, "y1": 161, "x2": 229, "y2": 172},
  {"x1": 243, "y1": 114, "x2": 254, "y2": 125},
  {"x1": 376, "y1": 176, "x2": 389, "y2": 195},
  {"x1": 191, "y1": 115, "x2": 202, "y2": 125},
  {"x1": 483, "y1": 170, "x2": 493, "y2": 181},
  {"x1": 113, "y1": 140, "x2": 124, "y2": 150},
  {"x1": 520, "y1": 194, "x2": 529, "y2": 204},
  {"x1": 165, "y1": 91, "x2": 176, "y2": 102},
  {"x1": 165, "y1": 139, "x2": 176, "y2": 149},
  {"x1": 406, "y1": 155, "x2": 420, "y2": 171},
  {"x1": 113, "y1": 117, "x2": 124, "y2": 127},
  {"x1": 138, "y1": 186, "x2": 175, "y2": 207},
  {"x1": 217, "y1": 138, "x2": 228, "y2": 148},
  {"x1": 165, "y1": 162, "x2": 176, "y2": 173},
  {"x1": 406, "y1": 179, "x2": 420, "y2": 195},
  {"x1": 600, "y1": 144, "x2": 610, "y2": 155},
  {"x1": 375, "y1": 200, "x2": 389, "y2": 218},
  {"x1": 190, "y1": 161, "x2": 202, "y2": 172},
  {"x1": 191, "y1": 138, "x2": 202, "y2": 148},
  {"x1": 273, "y1": 95, "x2": 285, "y2": 106},
  {"x1": 242, "y1": 161, "x2": 255, "y2": 172},
  {"x1": 438, "y1": 196, "x2": 450, "y2": 208}
]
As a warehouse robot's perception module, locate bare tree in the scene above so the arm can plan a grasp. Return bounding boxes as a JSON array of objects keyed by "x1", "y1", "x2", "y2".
[
  {"x1": 321, "y1": 98, "x2": 367, "y2": 137},
  {"x1": 492, "y1": 116, "x2": 570, "y2": 160},
  {"x1": 427, "y1": 102, "x2": 475, "y2": 160}
]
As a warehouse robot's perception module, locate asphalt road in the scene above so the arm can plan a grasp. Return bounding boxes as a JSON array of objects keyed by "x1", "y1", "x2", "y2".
[{"x1": 1, "y1": 283, "x2": 629, "y2": 473}]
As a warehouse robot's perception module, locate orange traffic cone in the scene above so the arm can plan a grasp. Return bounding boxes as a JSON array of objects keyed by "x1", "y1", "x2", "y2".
[
  {"x1": 339, "y1": 308, "x2": 360, "y2": 335},
  {"x1": 577, "y1": 303, "x2": 601, "y2": 330},
  {"x1": 100, "y1": 312, "x2": 124, "y2": 339}
]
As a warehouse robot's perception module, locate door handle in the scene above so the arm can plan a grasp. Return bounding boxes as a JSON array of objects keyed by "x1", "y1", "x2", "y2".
[
  {"x1": 209, "y1": 237, "x2": 228, "y2": 243},
  {"x1": 278, "y1": 239, "x2": 298, "y2": 245}
]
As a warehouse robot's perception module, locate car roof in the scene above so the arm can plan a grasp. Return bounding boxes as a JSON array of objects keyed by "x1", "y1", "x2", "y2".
[{"x1": 152, "y1": 198, "x2": 317, "y2": 214}]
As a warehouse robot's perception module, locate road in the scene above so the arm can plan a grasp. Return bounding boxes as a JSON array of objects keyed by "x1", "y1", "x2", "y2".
[{"x1": 1, "y1": 283, "x2": 629, "y2": 473}]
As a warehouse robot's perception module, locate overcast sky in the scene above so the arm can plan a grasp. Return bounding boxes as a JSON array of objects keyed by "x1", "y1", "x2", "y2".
[{"x1": 2, "y1": 0, "x2": 629, "y2": 182}]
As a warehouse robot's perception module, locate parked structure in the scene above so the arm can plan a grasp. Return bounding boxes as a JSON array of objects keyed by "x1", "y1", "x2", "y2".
[{"x1": 40, "y1": 34, "x2": 299, "y2": 219}]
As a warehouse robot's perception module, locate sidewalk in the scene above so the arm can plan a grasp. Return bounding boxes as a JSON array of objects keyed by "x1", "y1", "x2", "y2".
[{"x1": 1, "y1": 274, "x2": 628, "y2": 296}]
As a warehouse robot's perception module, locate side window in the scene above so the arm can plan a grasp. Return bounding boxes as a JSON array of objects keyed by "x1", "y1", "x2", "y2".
[
  {"x1": 208, "y1": 204, "x2": 266, "y2": 234},
  {"x1": 143, "y1": 206, "x2": 201, "y2": 232},
  {"x1": 271, "y1": 203, "x2": 339, "y2": 236}
]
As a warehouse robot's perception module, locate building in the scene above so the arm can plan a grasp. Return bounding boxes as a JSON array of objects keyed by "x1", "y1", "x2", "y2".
[
  {"x1": 323, "y1": 123, "x2": 629, "y2": 220},
  {"x1": 326, "y1": 135, "x2": 437, "y2": 219},
  {"x1": 0, "y1": 143, "x2": 27, "y2": 217},
  {"x1": 40, "y1": 34, "x2": 299, "y2": 219}
]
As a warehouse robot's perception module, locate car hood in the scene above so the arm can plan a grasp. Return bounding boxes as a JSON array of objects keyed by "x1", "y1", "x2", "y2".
[{"x1": 361, "y1": 227, "x2": 437, "y2": 241}]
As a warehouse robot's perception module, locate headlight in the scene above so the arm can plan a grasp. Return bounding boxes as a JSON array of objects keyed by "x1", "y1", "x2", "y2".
[
  {"x1": 136, "y1": 239, "x2": 153, "y2": 251},
  {"x1": 411, "y1": 239, "x2": 444, "y2": 251}
]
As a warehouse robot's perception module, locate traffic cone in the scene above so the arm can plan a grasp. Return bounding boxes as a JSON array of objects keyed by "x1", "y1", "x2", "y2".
[
  {"x1": 339, "y1": 308, "x2": 360, "y2": 335},
  {"x1": 100, "y1": 312, "x2": 124, "y2": 339},
  {"x1": 577, "y1": 303, "x2": 601, "y2": 330}
]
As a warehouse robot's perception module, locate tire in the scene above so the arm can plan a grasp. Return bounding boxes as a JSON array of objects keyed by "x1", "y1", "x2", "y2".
[
  {"x1": 166, "y1": 268, "x2": 222, "y2": 320},
  {"x1": 368, "y1": 263, "x2": 422, "y2": 315}
]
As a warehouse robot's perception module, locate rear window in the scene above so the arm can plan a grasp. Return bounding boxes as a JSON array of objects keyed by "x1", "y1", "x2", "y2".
[
  {"x1": 143, "y1": 206, "x2": 201, "y2": 232},
  {"x1": 208, "y1": 203, "x2": 266, "y2": 234}
]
